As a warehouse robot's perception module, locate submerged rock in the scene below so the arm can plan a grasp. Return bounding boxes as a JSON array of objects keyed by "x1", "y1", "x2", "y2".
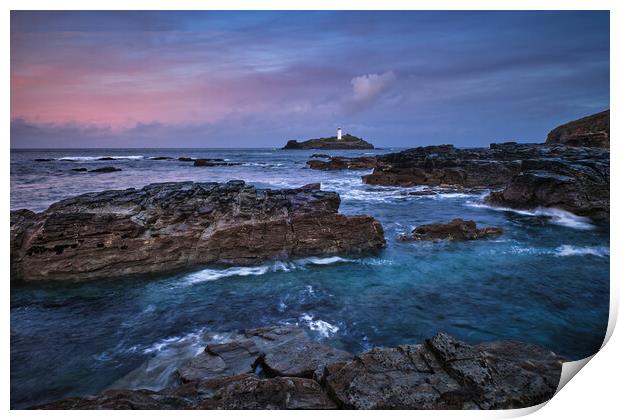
[
  {"x1": 193, "y1": 159, "x2": 240, "y2": 167},
  {"x1": 89, "y1": 166, "x2": 122, "y2": 173},
  {"x1": 70, "y1": 168, "x2": 88, "y2": 172},
  {"x1": 33, "y1": 330, "x2": 563, "y2": 410},
  {"x1": 307, "y1": 156, "x2": 377, "y2": 170},
  {"x1": 283, "y1": 134, "x2": 374, "y2": 150},
  {"x1": 400, "y1": 219, "x2": 503, "y2": 241},
  {"x1": 10, "y1": 181, "x2": 385, "y2": 282}
]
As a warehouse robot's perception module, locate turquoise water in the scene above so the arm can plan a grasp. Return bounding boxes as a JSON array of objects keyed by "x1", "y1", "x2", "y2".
[{"x1": 10, "y1": 148, "x2": 609, "y2": 408}]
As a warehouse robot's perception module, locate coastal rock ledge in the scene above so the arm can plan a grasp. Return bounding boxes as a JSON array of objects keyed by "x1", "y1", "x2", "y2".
[
  {"x1": 10, "y1": 181, "x2": 385, "y2": 282},
  {"x1": 34, "y1": 326, "x2": 563, "y2": 410}
]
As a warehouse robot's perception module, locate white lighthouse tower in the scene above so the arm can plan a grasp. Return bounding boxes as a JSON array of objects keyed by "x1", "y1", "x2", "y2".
[{"x1": 337, "y1": 127, "x2": 342, "y2": 140}]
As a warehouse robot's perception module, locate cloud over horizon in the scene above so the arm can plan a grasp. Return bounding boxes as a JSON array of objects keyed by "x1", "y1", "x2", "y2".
[{"x1": 11, "y1": 11, "x2": 610, "y2": 148}]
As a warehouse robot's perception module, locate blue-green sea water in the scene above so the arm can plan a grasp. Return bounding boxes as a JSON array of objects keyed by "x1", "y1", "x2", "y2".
[{"x1": 10, "y1": 148, "x2": 609, "y2": 408}]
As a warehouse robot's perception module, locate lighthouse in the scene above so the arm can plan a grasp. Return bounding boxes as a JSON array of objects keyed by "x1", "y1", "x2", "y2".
[{"x1": 337, "y1": 127, "x2": 342, "y2": 140}]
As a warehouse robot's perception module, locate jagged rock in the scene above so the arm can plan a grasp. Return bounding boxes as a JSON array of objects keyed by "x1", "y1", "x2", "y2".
[
  {"x1": 400, "y1": 219, "x2": 503, "y2": 241},
  {"x1": 485, "y1": 158, "x2": 609, "y2": 222},
  {"x1": 177, "y1": 326, "x2": 353, "y2": 382},
  {"x1": 10, "y1": 181, "x2": 385, "y2": 282},
  {"x1": 307, "y1": 156, "x2": 377, "y2": 170},
  {"x1": 33, "y1": 331, "x2": 563, "y2": 410},
  {"x1": 546, "y1": 110, "x2": 609, "y2": 148},
  {"x1": 194, "y1": 374, "x2": 337, "y2": 409},
  {"x1": 400, "y1": 189, "x2": 436, "y2": 196},
  {"x1": 283, "y1": 134, "x2": 374, "y2": 150},
  {"x1": 177, "y1": 339, "x2": 260, "y2": 382},
  {"x1": 36, "y1": 374, "x2": 336, "y2": 410},
  {"x1": 323, "y1": 333, "x2": 562, "y2": 409},
  {"x1": 89, "y1": 166, "x2": 122, "y2": 173}
]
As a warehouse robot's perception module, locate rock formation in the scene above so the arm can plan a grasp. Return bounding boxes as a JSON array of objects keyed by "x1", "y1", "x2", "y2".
[
  {"x1": 546, "y1": 109, "x2": 609, "y2": 148},
  {"x1": 306, "y1": 140, "x2": 608, "y2": 222},
  {"x1": 400, "y1": 219, "x2": 503, "y2": 241},
  {"x1": 34, "y1": 327, "x2": 563, "y2": 410},
  {"x1": 10, "y1": 181, "x2": 385, "y2": 282},
  {"x1": 485, "y1": 157, "x2": 610, "y2": 222},
  {"x1": 283, "y1": 134, "x2": 374, "y2": 150}
]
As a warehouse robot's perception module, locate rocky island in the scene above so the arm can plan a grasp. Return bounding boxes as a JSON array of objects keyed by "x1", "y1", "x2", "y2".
[
  {"x1": 10, "y1": 181, "x2": 385, "y2": 282},
  {"x1": 35, "y1": 326, "x2": 563, "y2": 410},
  {"x1": 283, "y1": 133, "x2": 374, "y2": 150}
]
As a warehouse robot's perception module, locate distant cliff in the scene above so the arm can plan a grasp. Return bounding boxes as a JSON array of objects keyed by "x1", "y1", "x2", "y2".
[
  {"x1": 283, "y1": 134, "x2": 374, "y2": 150},
  {"x1": 546, "y1": 109, "x2": 609, "y2": 148}
]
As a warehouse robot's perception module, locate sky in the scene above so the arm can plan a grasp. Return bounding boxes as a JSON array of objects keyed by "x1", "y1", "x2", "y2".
[{"x1": 11, "y1": 11, "x2": 610, "y2": 148}]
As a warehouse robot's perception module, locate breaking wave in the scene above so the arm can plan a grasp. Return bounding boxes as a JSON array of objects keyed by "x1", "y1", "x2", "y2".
[
  {"x1": 299, "y1": 313, "x2": 340, "y2": 338},
  {"x1": 554, "y1": 245, "x2": 609, "y2": 258},
  {"x1": 466, "y1": 201, "x2": 595, "y2": 230},
  {"x1": 181, "y1": 256, "x2": 355, "y2": 285}
]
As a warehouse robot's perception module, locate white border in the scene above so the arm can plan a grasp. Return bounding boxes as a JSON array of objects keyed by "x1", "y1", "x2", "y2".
[{"x1": 3, "y1": 2, "x2": 617, "y2": 419}]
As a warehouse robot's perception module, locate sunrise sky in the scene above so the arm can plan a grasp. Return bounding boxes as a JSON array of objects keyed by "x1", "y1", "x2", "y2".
[{"x1": 11, "y1": 11, "x2": 609, "y2": 148}]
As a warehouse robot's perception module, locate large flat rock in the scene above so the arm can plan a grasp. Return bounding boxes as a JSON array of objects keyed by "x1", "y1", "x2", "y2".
[{"x1": 10, "y1": 181, "x2": 385, "y2": 282}]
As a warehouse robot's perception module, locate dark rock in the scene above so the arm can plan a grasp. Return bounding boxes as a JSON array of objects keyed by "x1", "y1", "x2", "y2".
[
  {"x1": 89, "y1": 166, "x2": 122, "y2": 173},
  {"x1": 10, "y1": 181, "x2": 385, "y2": 281},
  {"x1": 178, "y1": 157, "x2": 194, "y2": 162},
  {"x1": 178, "y1": 339, "x2": 260, "y2": 382},
  {"x1": 96, "y1": 157, "x2": 116, "y2": 161},
  {"x1": 34, "y1": 330, "x2": 563, "y2": 410},
  {"x1": 150, "y1": 156, "x2": 173, "y2": 160},
  {"x1": 310, "y1": 153, "x2": 332, "y2": 159},
  {"x1": 323, "y1": 333, "x2": 562, "y2": 409},
  {"x1": 34, "y1": 158, "x2": 54, "y2": 162},
  {"x1": 307, "y1": 156, "x2": 377, "y2": 171},
  {"x1": 283, "y1": 134, "x2": 374, "y2": 150},
  {"x1": 400, "y1": 189, "x2": 436, "y2": 196},
  {"x1": 71, "y1": 168, "x2": 88, "y2": 172},
  {"x1": 37, "y1": 374, "x2": 336, "y2": 410},
  {"x1": 196, "y1": 374, "x2": 336, "y2": 409},
  {"x1": 400, "y1": 219, "x2": 503, "y2": 241},
  {"x1": 178, "y1": 326, "x2": 352, "y2": 383},
  {"x1": 546, "y1": 110, "x2": 609, "y2": 148},
  {"x1": 485, "y1": 158, "x2": 609, "y2": 222},
  {"x1": 193, "y1": 159, "x2": 240, "y2": 167}
]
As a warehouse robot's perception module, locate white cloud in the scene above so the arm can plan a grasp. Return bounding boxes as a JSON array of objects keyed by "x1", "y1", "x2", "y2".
[{"x1": 350, "y1": 71, "x2": 396, "y2": 104}]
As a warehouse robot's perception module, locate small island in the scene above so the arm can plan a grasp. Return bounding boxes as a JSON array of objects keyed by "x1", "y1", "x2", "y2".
[{"x1": 283, "y1": 128, "x2": 375, "y2": 150}]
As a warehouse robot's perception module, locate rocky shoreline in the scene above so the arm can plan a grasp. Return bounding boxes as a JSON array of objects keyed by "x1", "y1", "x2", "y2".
[
  {"x1": 305, "y1": 111, "x2": 610, "y2": 223},
  {"x1": 10, "y1": 181, "x2": 385, "y2": 282},
  {"x1": 34, "y1": 325, "x2": 563, "y2": 410}
]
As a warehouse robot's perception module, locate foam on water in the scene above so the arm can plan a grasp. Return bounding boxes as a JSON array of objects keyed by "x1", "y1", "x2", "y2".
[
  {"x1": 58, "y1": 155, "x2": 145, "y2": 162},
  {"x1": 299, "y1": 313, "x2": 340, "y2": 338},
  {"x1": 554, "y1": 245, "x2": 610, "y2": 258},
  {"x1": 466, "y1": 201, "x2": 595, "y2": 230},
  {"x1": 110, "y1": 328, "x2": 235, "y2": 391},
  {"x1": 181, "y1": 256, "x2": 355, "y2": 285}
]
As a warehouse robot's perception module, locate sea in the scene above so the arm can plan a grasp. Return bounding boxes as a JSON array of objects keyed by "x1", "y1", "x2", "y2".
[{"x1": 10, "y1": 148, "x2": 610, "y2": 408}]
